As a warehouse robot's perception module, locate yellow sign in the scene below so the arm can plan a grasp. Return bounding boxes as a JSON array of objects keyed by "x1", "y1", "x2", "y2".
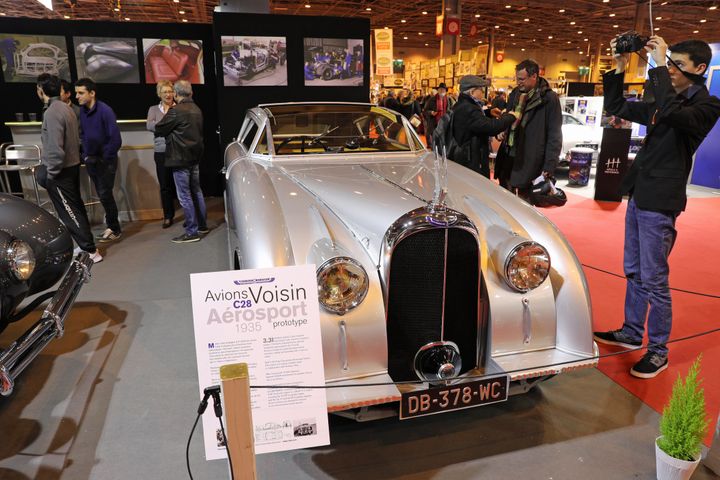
[{"x1": 374, "y1": 29, "x2": 394, "y2": 76}]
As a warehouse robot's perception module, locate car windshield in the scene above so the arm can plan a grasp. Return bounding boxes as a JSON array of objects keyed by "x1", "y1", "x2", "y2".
[{"x1": 264, "y1": 104, "x2": 416, "y2": 155}]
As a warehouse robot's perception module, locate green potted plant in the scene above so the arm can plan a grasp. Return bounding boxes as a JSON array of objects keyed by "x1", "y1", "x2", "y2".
[{"x1": 656, "y1": 355, "x2": 709, "y2": 480}]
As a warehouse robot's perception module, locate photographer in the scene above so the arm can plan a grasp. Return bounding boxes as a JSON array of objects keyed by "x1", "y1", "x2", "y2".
[{"x1": 594, "y1": 35, "x2": 720, "y2": 378}]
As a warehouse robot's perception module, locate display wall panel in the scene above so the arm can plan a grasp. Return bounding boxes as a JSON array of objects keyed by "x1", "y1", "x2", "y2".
[
  {"x1": 74, "y1": 37, "x2": 140, "y2": 83},
  {"x1": 303, "y1": 38, "x2": 364, "y2": 87},
  {"x1": 0, "y1": 34, "x2": 70, "y2": 82},
  {"x1": 220, "y1": 36, "x2": 287, "y2": 86},
  {"x1": 143, "y1": 38, "x2": 205, "y2": 84}
]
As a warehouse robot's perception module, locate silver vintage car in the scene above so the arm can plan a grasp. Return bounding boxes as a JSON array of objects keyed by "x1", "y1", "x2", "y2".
[{"x1": 224, "y1": 102, "x2": 598, "y2": 420}]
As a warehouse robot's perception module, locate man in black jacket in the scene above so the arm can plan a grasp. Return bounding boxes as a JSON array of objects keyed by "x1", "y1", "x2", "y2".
[
  {"x1": 450, "y1": 75, "x2": 518, "y2": 177},
  {"x1": 495, "y1": 59, "x2": 562, "y2": 198},
  {"x1": 594, "y1": 36, "x2": 720, "y2": 378},
  {"x1": 154, "y1": 80, "x2": 208, "y2": 243}
]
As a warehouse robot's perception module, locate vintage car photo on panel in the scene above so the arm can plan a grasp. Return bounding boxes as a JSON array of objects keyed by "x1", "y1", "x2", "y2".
[
  {"x1": 221, "y1": 36, "x2": 287, "y2": 87},
  {"x1": 142, "y1": 38, "x2": 204, "y2": 84},
  {"x1": 303, "y1": 38, "x2": 364, "y2": 86},
  {"x1": 223, "y1": 103, "x2": 598, "y2": 419},
  {"x1": 74, "y1": 36, "x2": 140, "y2": 83},
  {"x1": 0, "y1": 193, "x2": 94, "y2": 396},
  {"x1": 0, "y1": 34, "x2": 69, "y2": 82}
]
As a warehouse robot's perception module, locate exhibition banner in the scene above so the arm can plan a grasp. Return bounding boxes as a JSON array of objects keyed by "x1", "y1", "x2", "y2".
[
  {"x1": 594, "y1": 127, "x2": 632, "y2": 202},
  {"x1": 190, "y1": 265, "x2": 329, "y2": 459},
  {"x1": 374, "y1": 29, "x2": 393, "y2": 76}
]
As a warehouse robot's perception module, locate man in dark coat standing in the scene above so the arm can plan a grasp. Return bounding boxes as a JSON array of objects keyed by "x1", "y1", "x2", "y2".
[
  {"x1": 594, "y1": 36, "x2": 720, "y2": 378},
  {"x1": 495, "y1": 59, "x2": 562, "y2": 197},
  {"x1": 423, "y1": 82, "x2": 455, "y2": 149},
  {"x1": 154, "y1": 80, "x2": 208, "y2": 243},
  {"x1": 450, "y1": 75, "x2": 518, "y2": 177}
]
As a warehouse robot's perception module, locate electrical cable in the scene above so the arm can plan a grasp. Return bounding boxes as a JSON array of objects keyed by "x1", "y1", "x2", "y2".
[
  {"x1": 218, "y1": 416, "x2": 234, "y2": 480},
  {"x1": 210, "y1": 390, "x2": 235, "y2": 480},
  {"x1": 186, "y1": 413, "x2": 201, "y2": 480}
]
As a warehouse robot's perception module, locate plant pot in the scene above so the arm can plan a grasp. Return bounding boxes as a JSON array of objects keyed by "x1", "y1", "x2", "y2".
[{"x1": 656, "y1": 436, "x2": 701, "y2": 480}]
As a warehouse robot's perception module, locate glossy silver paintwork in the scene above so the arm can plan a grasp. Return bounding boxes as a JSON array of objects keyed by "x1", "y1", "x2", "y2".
[{"x1": 225, "y1": 103, "x2": 598, "y2": 412}]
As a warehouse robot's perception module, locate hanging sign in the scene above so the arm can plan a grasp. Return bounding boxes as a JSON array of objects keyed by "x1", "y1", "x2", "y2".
[
  {"x1": 374, "y1": 29, "x2": 394, "y2": 76},
  {"x1": 469, "y1": 22, "x2": 479, "y2": 37},
  {"x1": 594, "y1": 127, "x2": 632, "y2": 202},
  {"x1": 190, "y1": 265, "x2": 330, "y2": 459},
  {"x1": 495, "y1": 51, "x2": 505, "y2": 63},
  {"x1": 445, "y1": 15, "x2": 461, "y2": 36}
]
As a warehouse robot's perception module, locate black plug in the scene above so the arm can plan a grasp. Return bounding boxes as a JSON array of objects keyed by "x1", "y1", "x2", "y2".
[
  {"x1": 198, "y1": 385, "x2": 221, "y2": 415},
  {"x1": 209, "y1": 388, "x2": 223, "y2": 418}
]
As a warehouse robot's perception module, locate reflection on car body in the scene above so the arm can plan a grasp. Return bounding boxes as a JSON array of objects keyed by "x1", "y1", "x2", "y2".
[{"x1": 224, "y1": 103, "x2": 598, "y2": 419}]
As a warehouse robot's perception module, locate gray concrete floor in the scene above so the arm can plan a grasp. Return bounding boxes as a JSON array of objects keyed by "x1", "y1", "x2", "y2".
[{"x1": 0, "y1": 198, "x2": 718, "y2": 480}]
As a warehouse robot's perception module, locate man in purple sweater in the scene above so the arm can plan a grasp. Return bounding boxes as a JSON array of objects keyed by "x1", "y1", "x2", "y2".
[{"x1": 75, "y1": 77, "x2": 123, "y2": 242}]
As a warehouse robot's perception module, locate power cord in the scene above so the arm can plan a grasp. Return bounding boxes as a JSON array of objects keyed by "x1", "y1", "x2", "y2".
[{"x1": 186, "y1": 386, "x2": 235, "y2": 480}]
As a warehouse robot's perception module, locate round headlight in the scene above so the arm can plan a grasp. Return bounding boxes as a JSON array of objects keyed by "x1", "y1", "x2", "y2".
[
  {"x1": 317, "y1": 257, "x2": 369, "y2": 315},
  {"x1": 7, "y1": 240, "x2": 36, "y2": 281},
  {"x1": 504, "y1": 242, "x2": 550, "y2": 292}
]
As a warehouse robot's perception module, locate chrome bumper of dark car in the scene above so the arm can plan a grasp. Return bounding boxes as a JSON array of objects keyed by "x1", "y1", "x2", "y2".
[{"x1": 0, "y1": 252, "x2": 93, "y2": 396}]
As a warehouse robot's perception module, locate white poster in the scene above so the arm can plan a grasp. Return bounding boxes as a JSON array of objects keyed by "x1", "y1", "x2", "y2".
[
  {"x1": 374, "y1": 29, "x2": 393, "y2": 76},
  {"x1": 190, "y1": 265, "x2": 329, "y2": 459}
]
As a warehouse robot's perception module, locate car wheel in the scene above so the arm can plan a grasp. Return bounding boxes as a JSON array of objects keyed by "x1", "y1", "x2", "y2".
[{"x1": 321, "y1": 67, "x2": 333, "y2": 81}]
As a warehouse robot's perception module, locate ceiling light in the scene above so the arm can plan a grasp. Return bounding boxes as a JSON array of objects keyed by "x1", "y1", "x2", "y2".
[
  {"x1": 700, "y1": 19, "x2": 707, "y2": 23},
  {"x1": 661, "y1": 1, "x2": 668, "y2": 4},
  {"x1": 495, "y1": 25, "x2": 500, "y2": 28},
  {"x1": 403, "y1": 36, "x2": 408, "y2": 39},
  {"x1": 655, "y1": 16, "x2": 662, "y2": 19},
  {"x1": 579, "y1": 51, "x2": 583, "y2": 54},
  {"x1": 537, "y1": 28, "x2": 542, "y2": 31},
  {"x1": 401, "y1": 19, "x2": 406, "y2": 23},
  {"x1": 548, "y1": 35, "x2": 553, "y2": 39},
  {"x1": 521, "y1": 48, "x2": 525, "y2": 51},
  {"x1": 512, "y1": 42, "x2": 516, "y2": 45},
  {"x1": 113, "y1": 7, "x2": 119, "y2": 11},
  {"x1": 479, "y1": 40, "x2": 483, "y2": 43},
  {"x1": 524, "y1": 18, "x2": 529, "y2": 21},
  {"x1": 570, "y1": 21, "x2": 576, "y2": 25},
  {"x1": 655, "y1": 27, "x2": 661, "y2": 31},
  {"x1": 693, "y1": 30, "x2": 699, "y2": 33},
  {"x1": 365, "y1": 7, "x2": 371, "y2": 11},
  {"x1": 124, "y1": 17, "x2": 130, "y2": 20},
  {"x1": 173, "y1": 0, "x2": 179, "y2": 2},
  {"x1": 422, "y1": 11, "x2": 428, "y2": 14},
  {"x1": 64, "y1": 14, "x2": 70, "y2": 18},
  {"x1": 510, "y1": 33, "x2": 515, "y2": 36},
  {"x1": 567, "y1": 41, "x2": 571, "y2": 44},
  {"x1": 0, "y1": 12, "x2": 6, "y2": 15},
  {"x1": 475, "y1": 13, "x2": 480, "y2": 18},
  {"x1": 506, "y1": 4, "x2": 512, "y2": 8},
  {"x1": 609, "y1": 13, "x2": 615, "y2": 17},
  {"x1": 418, "y1": 32, "x2": 423, "y2": 35},
  {"x1": 425, "y1": 43, "x2": 429, "y2": 46},
  {"x1": 584, "y1": 38, "x2": 588, "y2": 41},
  {"x1": 304, "y1": 4, "x2": 311, "y2": 8},
  {"x1": 710, "y1": 6, "x2": 718, "y2": 10},
  {"x1": 577, "y1": 31, "x2": 583, "y2": 34},
  {"x1": 612, "y1": 24, "x2": 618, "y2": 28},
  {"x1": 179, "y1": 10, "x2": 185, "y2": 14},
  {"x1": 384, "y1": 26, "x2": 388, "y2": 29},
  {"x1": 559, "y1": 9, "x2": 565, "y2": 13},
  {"x1": 182, "y1": 19, "x2": 188, "y2": 22},
  {"x1": 603, "y1": 0, "x2": 610, "y2": 2}
]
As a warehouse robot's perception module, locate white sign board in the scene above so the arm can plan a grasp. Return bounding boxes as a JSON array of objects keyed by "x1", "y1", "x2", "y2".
[{"x1": 190, "y1": 265, "x2": 330, "y2": 459}]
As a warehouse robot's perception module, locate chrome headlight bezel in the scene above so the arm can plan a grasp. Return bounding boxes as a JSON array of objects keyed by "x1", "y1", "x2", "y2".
[
  {"x1": 503, "y1": 241, "x2": 550, "y2": 292},
  {"x1": 6, "y1": 239, "x2": 36, "y2": 281},
  {"x1": 316, "y1": 257, "x2": 369, "y2": 315}
]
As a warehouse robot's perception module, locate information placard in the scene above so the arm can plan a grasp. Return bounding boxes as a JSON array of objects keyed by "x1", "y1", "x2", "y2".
[{"x1": 190, "y1": 265, "x2": 329, "y2": 459}]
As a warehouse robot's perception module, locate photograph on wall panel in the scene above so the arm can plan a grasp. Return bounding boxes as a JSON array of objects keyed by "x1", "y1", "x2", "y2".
[
  {"x1": 303, "y1": 38, "x2": 364, "y2": 86},
  {"x1": 74, "y1": 37, "x2": 140, "y2": 83},
  {"x1": 221, "y1": 36, "x2": 287, "y2": 87},
  {"x1": 143, "y1": 39, "x2": 204, "y2": 84},
  {"x1": 0, "y1": 34, "x2": 70, "y2": 82}
]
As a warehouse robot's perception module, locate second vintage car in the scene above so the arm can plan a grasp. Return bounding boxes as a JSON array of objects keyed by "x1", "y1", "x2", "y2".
[{"x1": 223, "y1": 103, "x2": 598, "y2": 420}]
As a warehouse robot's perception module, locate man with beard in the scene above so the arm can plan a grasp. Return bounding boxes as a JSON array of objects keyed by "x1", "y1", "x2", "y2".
[{"x1": 495, "y1": 59, "x2": 562, "y2": 199}]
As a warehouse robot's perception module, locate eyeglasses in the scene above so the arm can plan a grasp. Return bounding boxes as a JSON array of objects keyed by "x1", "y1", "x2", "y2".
[{"x1": 161, "y1": 90, "x2": 174, "y2": 94}]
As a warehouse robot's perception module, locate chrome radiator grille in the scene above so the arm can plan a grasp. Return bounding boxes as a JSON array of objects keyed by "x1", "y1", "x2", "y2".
[{"x1": 386, "y1": 227, "x2": 481, "y2": 381}]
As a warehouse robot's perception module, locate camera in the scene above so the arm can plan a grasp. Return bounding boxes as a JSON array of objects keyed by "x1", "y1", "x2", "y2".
[{"x1": 615, "y1": 31, "x2": 650, "y2": 54}]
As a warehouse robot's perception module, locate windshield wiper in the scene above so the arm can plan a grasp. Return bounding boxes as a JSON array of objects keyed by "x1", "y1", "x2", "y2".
[{"x1": 308, "y1": 125, "x2": 340, "y2": 147}]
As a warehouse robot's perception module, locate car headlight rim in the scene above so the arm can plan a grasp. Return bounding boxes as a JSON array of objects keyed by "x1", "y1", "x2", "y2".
[
  {"x1": 7, "y1": 239, "x2": 36, "y2": 281},
  {"x1": 316, "y1": 257, "x2": 369, "y2": 315},
  {"x1": 503, "y1": 241, "x2": 550, "y2": 292}
]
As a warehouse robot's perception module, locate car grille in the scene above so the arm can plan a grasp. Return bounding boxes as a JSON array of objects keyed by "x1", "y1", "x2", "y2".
[{"x1": 386, "y1": 228, "x2": 481, "y2": 381}]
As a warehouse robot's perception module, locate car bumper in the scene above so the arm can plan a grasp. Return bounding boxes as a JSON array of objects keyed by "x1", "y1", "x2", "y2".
[{"x1": 0, "y1": 252, "x2": 93, "y2": 396}]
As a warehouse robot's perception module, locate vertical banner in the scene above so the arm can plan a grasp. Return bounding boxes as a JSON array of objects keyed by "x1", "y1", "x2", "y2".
[
  {"x1": 190, "y1": 265, "x2": 330, "y2": 459},
  {"x1": 476, "y1": 45, "x2": 489, "y2": 76},
  {"x1": 594, "y1": 127, "x2": 632, "y2": 202},
  {"x1": 374, "y1": 29, "x2": 393, "y2": 76}
]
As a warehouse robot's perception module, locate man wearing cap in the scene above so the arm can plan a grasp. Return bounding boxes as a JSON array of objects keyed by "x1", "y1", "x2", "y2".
[
  {"x1": 449, "y1": 75, "x2": 518, "y2": 177},
  {"x1": 423, "y1": 82, "x2": 455, "y2": 149}
]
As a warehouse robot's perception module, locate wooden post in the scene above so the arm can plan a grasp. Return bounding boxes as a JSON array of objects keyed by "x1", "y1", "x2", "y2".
[{"x1": 220, "y1": 363, "x2": 257, "y2": 480}]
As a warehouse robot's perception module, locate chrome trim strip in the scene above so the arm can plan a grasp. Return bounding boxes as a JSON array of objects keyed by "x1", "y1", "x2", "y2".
[
  {"x1": 440, "y1": 228, "x2": 448, "y2": 340},
  {"x1": 339, "y1": 320, "x2": 348, "y2": 371}
]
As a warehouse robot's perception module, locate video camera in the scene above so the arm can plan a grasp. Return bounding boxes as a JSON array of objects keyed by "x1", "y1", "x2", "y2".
[{"x1": 614, "y1": 31, "x2": 650, "y2": 54}]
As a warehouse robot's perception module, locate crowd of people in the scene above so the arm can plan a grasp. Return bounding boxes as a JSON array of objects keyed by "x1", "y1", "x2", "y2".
[{"x1": 32, "y1": 74, "x2": 209, "y2": 265}]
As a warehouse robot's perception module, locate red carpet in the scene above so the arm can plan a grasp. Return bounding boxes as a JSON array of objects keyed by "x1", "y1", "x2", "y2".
[{"x1": 543, "y1": 192, "x2": 720, "y2": 446}]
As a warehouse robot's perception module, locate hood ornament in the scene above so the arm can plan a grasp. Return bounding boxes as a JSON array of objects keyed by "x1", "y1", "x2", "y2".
[{"x1": 428, "y1": 146, "x2": 456, "y2": 226}]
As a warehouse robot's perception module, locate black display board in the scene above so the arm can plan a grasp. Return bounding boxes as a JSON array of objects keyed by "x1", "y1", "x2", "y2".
[
  {"x1": 594, "y1": 127, "x2": 632, "y2": 202},
  {"x1": 567, "y1": 82, "x2": 596, "y2": 97},
  {"x1": 212, "y1": 12, "x2": 370, "y2": 145},
  {"x1": 0, "y1": 18, "x2": 223, "y2": 195}
]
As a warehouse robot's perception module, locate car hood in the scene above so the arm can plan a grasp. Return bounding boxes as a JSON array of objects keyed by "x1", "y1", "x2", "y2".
[{"x1": 279, "y1": 155, "x2": 529, "y2": 262}]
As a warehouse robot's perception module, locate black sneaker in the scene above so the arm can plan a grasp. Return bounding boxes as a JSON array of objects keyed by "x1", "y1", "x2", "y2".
[
  {"x1": 593, "y1": 329, "x2": 642, "y2": 349},
  {"x1": 630, "y1": 352, "x2": 668, "y2": 379},
  {"x1": 171, "y1": 233, "x2": 200, "y2": 244}
]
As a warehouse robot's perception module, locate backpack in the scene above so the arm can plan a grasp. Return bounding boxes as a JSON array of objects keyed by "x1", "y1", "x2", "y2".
[{"x1": 432, "y1": 110, "x2": 470, "y2": 168}]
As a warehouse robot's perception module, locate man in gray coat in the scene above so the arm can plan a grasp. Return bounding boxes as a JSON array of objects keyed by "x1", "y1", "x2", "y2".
[
  {"x1": 36, "y1": 75, "x2": 101, "y2": 263},
  {"x1": 495, "y1": 59, "x2": 563, "y2": 200}
]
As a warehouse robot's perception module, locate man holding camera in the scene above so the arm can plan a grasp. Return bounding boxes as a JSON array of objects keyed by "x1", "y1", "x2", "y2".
[{"x1": 594, "y1": 35, "x2": 720, "y2": 378}]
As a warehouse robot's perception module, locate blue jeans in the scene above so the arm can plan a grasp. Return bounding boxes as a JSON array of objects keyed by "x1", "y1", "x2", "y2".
[
  {"x1": 621, "y1": 198, "x2": 678, "y2": 356},
  {"x1": 172, "y1": 165, "x2": 206, "y2": 236}
]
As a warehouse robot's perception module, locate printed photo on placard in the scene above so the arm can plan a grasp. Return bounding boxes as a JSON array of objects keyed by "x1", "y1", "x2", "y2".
[
  {"x1": 0, "y1": 34, "x2": 70, "y2": 82},
  {"x1": 143, "y1": 39, "x2": 204, "y2": 84},
  {"x1": 303, "y1": 38, "x2": 364, "y2": 87},
  {"x1": 74, "y1": 37, "x2": 140, "y2": 83},
  {"x1": 221, "y1": 36, "x2": 287, "y2": 87}
]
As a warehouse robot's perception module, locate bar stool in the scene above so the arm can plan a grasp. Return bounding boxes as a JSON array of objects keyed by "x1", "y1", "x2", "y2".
[{"x1": 0, "y1": 144, "x2": 44, "y2": 206}]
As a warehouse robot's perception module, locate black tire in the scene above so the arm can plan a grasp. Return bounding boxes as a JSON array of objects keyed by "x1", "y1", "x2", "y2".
[{"x1": 321, "y1": 67, "x2": 333, "y2": 81}]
